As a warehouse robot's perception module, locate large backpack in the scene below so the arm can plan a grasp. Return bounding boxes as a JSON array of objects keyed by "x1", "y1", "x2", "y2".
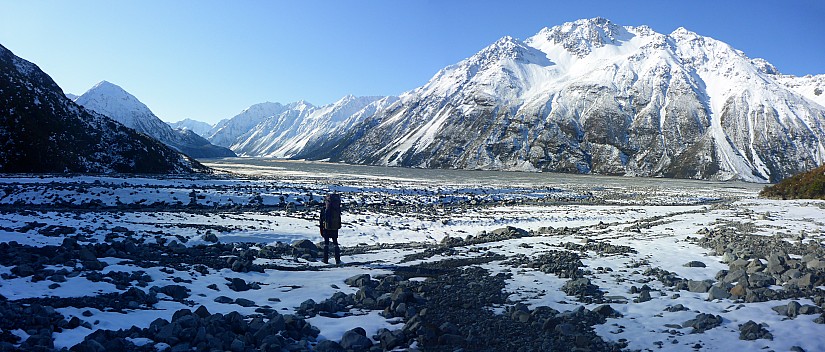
[{"x1": 323, "y1": 193, "x2": 342, "y2": 230}]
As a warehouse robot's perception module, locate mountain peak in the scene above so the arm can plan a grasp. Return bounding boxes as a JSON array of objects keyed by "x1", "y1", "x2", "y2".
[
  {"x1": 530, "y1": 17, "x2": 632, "y2": 57},
  {"x1": 76, "y1": 80, "x2": 153, "y2": 119}
]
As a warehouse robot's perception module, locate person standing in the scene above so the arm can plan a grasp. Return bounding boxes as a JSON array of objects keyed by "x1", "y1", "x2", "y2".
[{"x1": 319, "y1": 193, "x2": 342, "y2": 264}]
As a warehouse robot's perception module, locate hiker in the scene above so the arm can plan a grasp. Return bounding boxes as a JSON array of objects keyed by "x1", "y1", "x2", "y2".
[{"x1": 319, "y1": 193, "x2": 342, "y2": 264}]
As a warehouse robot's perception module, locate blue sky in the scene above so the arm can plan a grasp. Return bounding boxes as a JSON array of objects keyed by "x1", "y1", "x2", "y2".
[{"x1": 1, "y1": 1, "x2": 823, "y2": 124}]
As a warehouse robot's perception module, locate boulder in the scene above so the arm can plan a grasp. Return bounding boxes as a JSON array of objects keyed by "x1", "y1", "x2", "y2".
[
  {"x1": 687, "y1": 280, "x2": 711, "y2": 293},
  {"x1": 683, "y1": 261, "x2": 706, "y2": 268},
  {"x1": 339, "y1": 328, "x2": 373, "y2": 351},
  {"x1": 707, "y1": 285, "x2": 731, "y2": 301},
  {"x1": 315, "y1": 340, "x2": 345, "y2": 352},
  {"x1": 739, "y1": 320, "x2": 773, "y2": 340},
  {"x1": 682, "y1": 313, "x2": 723, "y2": 333},
  {"x1": 345, "y1": 274, "x2": 372, "y2": 288}
]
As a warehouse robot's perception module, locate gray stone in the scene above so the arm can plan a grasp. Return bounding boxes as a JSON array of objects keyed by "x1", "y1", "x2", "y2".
[
  {"x1": 214, "y1": 296, "x2": 233, "y2": 304},
  {"x1": 807, "y1": 259, "x2": 825, "y2": 270},
  {"x1": 316, "y1": 339, "x2": 345, "y2": 352},
  {"x1": 687, "y1": 280, "x2": 711, "y2": 293},
  {"x1": 339, "y1": 328, "x2": 373, "y2": 351},
  {"x1": 234, "y1": 298, "x2": 256, "y2": 307},
  {"x1": 683, "y1": 261, "x2": 706, "y2": 268},
  {"x1": 787, "y1": 301, "x2": 801, "y2": 318},
  {"x1": 739, "y1": 320, "x2": 773, "y2": 340},
  {"x1": 345, "y1": 274, "x2": 372, "y2": 288},
  {"x1": 707, "y1": 285, "x2": 731, "y2": 301},
  {"x1": 747, "y1": 272, "x2": 774, "y2": 288},
  {"x1": 721, "y1": 269, "x2": 747, "y2": 284},
  {"x1": 682, "y1": 313, "x2": 723, "y2": 333},
  {"x1": 637, "y1": 290, "x2": 652, "y2": 303}
]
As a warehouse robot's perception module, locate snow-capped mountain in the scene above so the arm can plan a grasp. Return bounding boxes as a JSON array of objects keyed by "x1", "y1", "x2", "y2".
[
  {"x1": 75, "y1": 81, "x2": 235, "y2": 158},
  {"x1": 168, "y1": 118, "x2": 213, "y2": 138},
  {"x1": 0, "y1": 44, "x2": 206, "y2": 173},
  {"x1": 207, "y1": 102, "x2": 289, "y2": 148},
  {"x1": 293, "y1": 18, "x2": 825, "y2": 183},
  {"x1": 228, "y1": 96, "x2": 384, "y2": 157}
]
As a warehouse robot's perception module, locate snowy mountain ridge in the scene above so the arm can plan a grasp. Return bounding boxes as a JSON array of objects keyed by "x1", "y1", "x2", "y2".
[
  {"x1": 211, "y1": 96, "x2": 386, "y2": 157},
  {"x1": 168, "y1": 118, "x2": 214, "y2": 138},
  {"x1": 75, "y1": 82, "x2": 235, "y2": 158},
  {"x1": 194, "y1": 17, "x2": 824, "y2": 182},
  {"x1": 287, "y1": 17, "x2": 825, "y2": 183}
]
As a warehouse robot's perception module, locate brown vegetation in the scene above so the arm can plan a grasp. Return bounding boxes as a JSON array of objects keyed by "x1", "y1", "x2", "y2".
[{"x1": 760, "y1": 164, "x2": 825, "y2": 200}]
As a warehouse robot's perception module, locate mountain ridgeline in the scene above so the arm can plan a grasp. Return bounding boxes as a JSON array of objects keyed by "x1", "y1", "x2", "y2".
[
  {"x1": 0, "y1": 44, "x2": 207, "y2": 174},
  {"x1": 74, "y1": 81, "x2": 236, "y2": 159},
  {"x1": 205, "y1": 18, "x2": 825, "y2": 183}
]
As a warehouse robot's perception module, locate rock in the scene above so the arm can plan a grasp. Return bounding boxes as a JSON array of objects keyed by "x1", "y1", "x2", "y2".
[
  {"x1": 721, "y1": 269, "x2": 747, "y2": 284},
  {"x1": 746, "y1": 259, "x2": 766, "y2": 274},
  {"x1": 298, "y1": 299, "x2": 317, "y2": 317},
  {"x1": 339, "y1": 328, "x2": 373, "y2": 351},
  {"x1": 682, "y1": 313, "x2": 723, "y2": 333},
  {"x1": 739, "y1": 320, "x2": 773, "y2": 340},
  {"x1": 234, "y1": 298, "x2": 256, "y2": 307},
  {"x1": 158, "y1": 285, "x2": 190, "y2": 300},
  {"x1": 79, "y1": 247, "x2": 97, "y2": 261},
  {"x1": 636, "y1": 289, "x2": 652, "y2": 303},
  {"x1": 70, "y1": 339, "x2": 106, "y2": 352},
  {"x1": 729, "y1": 258, "x2": 750, "y2": 271},
  {"x1": 787, "y1": 301, "x2": 801, "y2": 318},
  {"x1": 683, "y1": 261, "x2": 706, "y2": 268},
  {"x1": 203, "y1": 233, "x2": 219, "y2": 243},
  {"x1": 592, "y1": 304, "x2": 622, "y2": 318},
  {"x1": 315, "y1": 339, "x2": 345, "y2": 352},
  {"x1": 729, "y1": 283, "x2": 747, "y2": 297},
  {"x1": 707, "y1": 285, "x2": 731, "y2": 301},
  {"x1": 687, "y1": 280, "x2": 711, "y2": 293},
  {"x1": 799, "y1": 305, "x2": 820, "y2": 315},
  {"x1": 664, "y1": 304, "x2": 689, "y2": 312},
  {"x1": 227, "y1": 277, "x2": 250, "y2": 292},
  {"x1": 345, "y1": 274, "x2": 372, "y2": 288},
  {"x1": 292, "y1": 239, "x2": 318, "y2": 252},
  {"x1": 214, "y1": 296, "x2": 233, "y2": 304},
  {"x1": 377, "y1": 329, "x2": 405, "y2": 350},
  {"x1": 11, "y1": 264, "x2": 36, "y2": 277},
  {"x1": 807, "y1": 259, "x2": 825, "y2": 270},
  {"x1": 747, "y1": 272, "x2": 774, "y2": 288},
  {"x1": 562, "y1": 278, "x2": 603, "y2": 302}
]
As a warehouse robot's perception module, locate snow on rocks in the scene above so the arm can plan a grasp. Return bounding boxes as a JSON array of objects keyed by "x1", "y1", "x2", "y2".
[{"x1": 0, "y1": 163, "x2": 823, "y2": 351}]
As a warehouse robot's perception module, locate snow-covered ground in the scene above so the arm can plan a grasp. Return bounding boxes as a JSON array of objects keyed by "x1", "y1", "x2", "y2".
[{"x1": 0, "y1": 160, "x2": 822, "y2": 351}]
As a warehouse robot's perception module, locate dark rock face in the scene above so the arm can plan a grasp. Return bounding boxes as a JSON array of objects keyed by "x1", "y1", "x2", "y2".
[{"x1": 0, "y1": 44, "x2": 207, "y2": 174}]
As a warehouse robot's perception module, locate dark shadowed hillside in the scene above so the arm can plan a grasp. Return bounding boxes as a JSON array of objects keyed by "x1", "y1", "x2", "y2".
[{"x1": 0, "y1": 44, "x2": 208, "y2": 174}]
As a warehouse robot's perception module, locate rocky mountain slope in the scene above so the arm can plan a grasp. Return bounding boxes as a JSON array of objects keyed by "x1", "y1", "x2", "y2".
[
  {"x1": 75, "y1": 81, "x2": 235, "y2": 158},
  {"x1": 0, "y1": 44, "x2": 206, "y2": 174},
  {"x1": 289, "y1": 18, "x2": 825, "y2": 183}
]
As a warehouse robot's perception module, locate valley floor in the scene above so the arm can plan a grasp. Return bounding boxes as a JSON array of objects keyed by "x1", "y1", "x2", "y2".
[{"x1": 0, "y1": 161, "x2": 823, "y2": 351}]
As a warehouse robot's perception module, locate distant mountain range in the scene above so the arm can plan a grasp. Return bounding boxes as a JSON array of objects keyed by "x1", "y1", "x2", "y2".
[
  {"x1": 8, "y1": 17, "x2": 822, "y2": 181},
  {"x1": 197, "y1": 18, "x2": 825, "y2": 183},
  {"x1": 73, "y1": 81, "x2": 235, "y2": 158},
  {"x1": 0, "y1": 44, "x2": 206, "y2": 174}
]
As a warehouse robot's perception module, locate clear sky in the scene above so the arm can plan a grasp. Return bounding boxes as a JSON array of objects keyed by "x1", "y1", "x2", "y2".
[{"x1": 1, "y1": 1, "x2": 823, "y2": 124}]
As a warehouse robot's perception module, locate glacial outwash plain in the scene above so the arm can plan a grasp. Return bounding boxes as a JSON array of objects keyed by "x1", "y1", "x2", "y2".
[{"x1": 1, "y1": 159, "x2": 823, "y2": 351}]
